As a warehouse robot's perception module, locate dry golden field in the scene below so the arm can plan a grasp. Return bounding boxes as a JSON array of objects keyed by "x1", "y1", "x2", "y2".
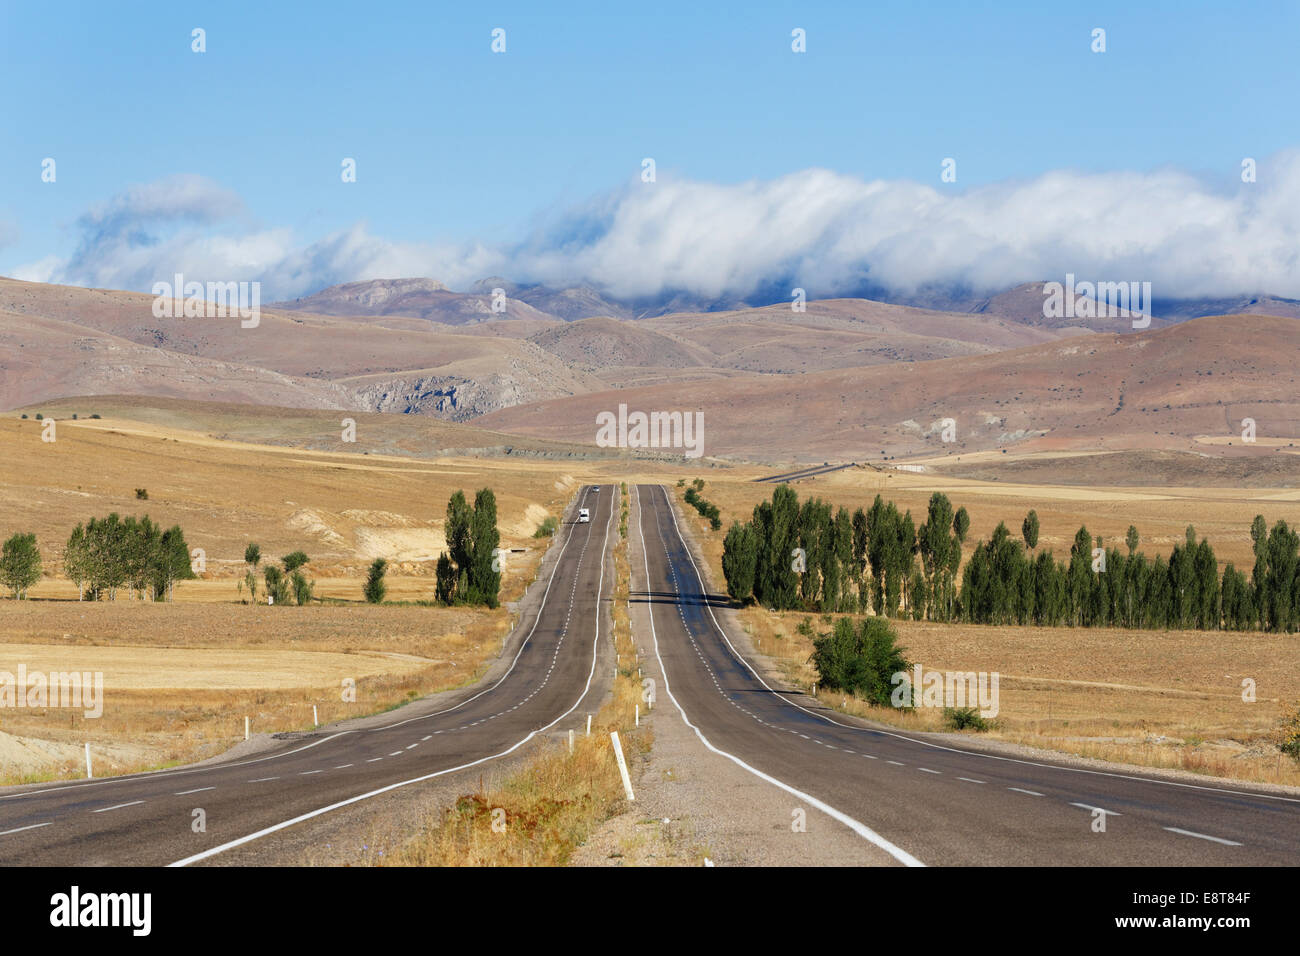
[
  {"x1": 3, "y1": 396, "x2": 1299, "y2": 789},
  {"x1": 0, "y1": 600, "x2": 510, "y2": 785},
  {"x1": 0, "y1": 402, "x2": 587, "y2": 783}
]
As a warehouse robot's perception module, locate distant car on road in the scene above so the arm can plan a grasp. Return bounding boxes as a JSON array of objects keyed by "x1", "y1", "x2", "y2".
[
  {"x1": 592, "y1": 486, "x2": 599, "y2": 492},
  {"x1": 578, "y1": 508, "x2": 590, "y2": 523}
]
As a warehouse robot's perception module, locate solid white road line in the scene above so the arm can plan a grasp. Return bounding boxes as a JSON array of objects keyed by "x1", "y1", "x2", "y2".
[
  {"x1": 168, "y1": 486, "x2": 618, "y2": 868},
  {"x1": 0, "y1": 822, "x2": 53, "y2": 836},
  {"x1": 634, "y1": 485, "x2": 924, "y2": 868},
  {"x1": 92, "y1": 801, "x2": 144, "y2": 813},
  {"x1": 1163, "y1": 826, "x2": 1242, "y2": 846}
]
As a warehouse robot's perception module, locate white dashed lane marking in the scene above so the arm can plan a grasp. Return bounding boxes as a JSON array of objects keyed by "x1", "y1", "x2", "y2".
[
  {"x1": 92, "y1": 801, "x2": 145, "y2": 813},
  {"x1": 1070, "y1": 802, "x2": 1121, "y2": 815},
  {"x1": 0, "y1": 822, "x2": 53, "y2": 836},
  {"x1": 1163, "y1": 827, "x2": 1242, "y2": 846}
]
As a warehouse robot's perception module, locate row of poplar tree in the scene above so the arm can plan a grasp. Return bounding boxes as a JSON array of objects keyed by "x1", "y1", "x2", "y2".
[{"x1": 722, "y1": 485, "x2": 1300, "y2": 632}]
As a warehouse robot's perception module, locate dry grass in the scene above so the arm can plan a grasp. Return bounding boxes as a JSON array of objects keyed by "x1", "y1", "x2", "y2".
[{"x1": 0, "y1": 600, "x2": 509, "y2": 785}]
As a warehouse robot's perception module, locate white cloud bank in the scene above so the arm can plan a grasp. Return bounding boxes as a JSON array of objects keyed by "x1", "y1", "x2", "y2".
[{"x1": 15, "y1": 153, "x2": 1300, "y2": 303}]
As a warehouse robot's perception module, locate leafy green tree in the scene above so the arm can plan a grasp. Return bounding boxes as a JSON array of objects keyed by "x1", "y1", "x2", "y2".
[
  {"x1": 281, "y1": 551, "x2": 310, "y2": 573},
  {"x1": 434, "y1": 553, "x2": 456, "y2": 604},
  {"x1": 64, "y1": 524, "x2": 91, "y2": 600},
  {"x1": 1220, "y1": 563, "x2": 1252, "y2": 630},
  {"x1": 364, "y1": 558, "x2": 388, "y2": 604},
  {"x1": 263, "y1": 565, "x2": 291, "y2": 605},
  {"x1": 1021, "y1": 510, "x2": 1039, "y2": 551},
  {"x1": 1068, "y1": 525, "x2": 1094, "y2": 626},
  {"x1": 241, "y1": 542, "x2": 261, "y2": 604},
  {"x1": 467, "y1": 488, "x2": 501, "y2": 608},
  {"x1": 0, "y1": 533, "x2": 42, "y2": 598},
  {"x1": 850, "y1": 507, "x2": 869, "y2": 610},
  {"x1": 150, "y1": 525, "x2": 195, "y2": 601},
  {"x1": 810, "y1": 617, "x2": 911, "y2": 707},
  {"x1": 919, "y1": 493, "x2": 958, "y2": 621},
  {"x1": 953, "y1": 506, "x2": 970, "y2": 544},
  {"x1": 722, "y1": 521, "x2": 758, "y2": 602},
  {"x1": 291, "y1": 570, "x2": 314, "y2": 606},
  {"x1": 827, "y1": 507, "x2": 853, "y2": 612},
  {"x1": 445, "y1": 490, "x2": 473, "y2": 601},
  {"x1": 752, "y1": 485, "x2": 800, "y2": 610}
]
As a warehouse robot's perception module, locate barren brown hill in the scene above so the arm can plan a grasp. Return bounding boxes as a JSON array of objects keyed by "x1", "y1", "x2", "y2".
[
  {"x1": 0, "y1": 307, "x2": 363, "y2": 413},
  {"x1": 477, "y1": 314, "x2": 1300, "y2": 462},
  {"x1": 973, "y1": 281, "x2": 1169, "y2": 332},
  {"x1": 268, "y1": 277, "x2": 558, "y2": 324},
  {"x1": 520, "y1": 297, "x2": 1077, "y2": 391},
  {"x1": 0, "y1": 278, "x2": 601, "y2": 417}
]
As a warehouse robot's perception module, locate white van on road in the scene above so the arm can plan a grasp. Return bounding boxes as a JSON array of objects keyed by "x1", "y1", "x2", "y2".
[{"x1": 578, "y1": 508, "x2": 590, "y2": 523}]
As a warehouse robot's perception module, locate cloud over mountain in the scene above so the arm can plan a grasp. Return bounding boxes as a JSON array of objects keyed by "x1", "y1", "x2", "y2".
[{"x1": 17, "y1": 152, "x2": 1300, "y2": 304}]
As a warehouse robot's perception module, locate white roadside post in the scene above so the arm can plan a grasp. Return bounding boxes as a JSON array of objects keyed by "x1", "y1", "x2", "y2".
[
  {"x1": 635, "y1": 704, "x2": 639, "y2": 727},
  {"x1": 84, "y1": 743, "x2": 92, "y2": 779},
  {"x1": 586, "y1": 714, "x2": 592, "y2": 737},
  {"x1": 313, "y1": 705, "x2": 319, "y2": 727},
  {"x1": 568, "y1": 729, "x2": 574, "y2": 754},
  {"x1": 610, "y1": 731, "x2": 635, "y2": 801},
  {"x1": 245, "y1": 716, "x2": 250, "y2": 741}
]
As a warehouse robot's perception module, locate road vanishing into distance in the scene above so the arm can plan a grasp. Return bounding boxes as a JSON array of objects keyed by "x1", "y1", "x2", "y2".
[
  {"x1": 631, "y1": 483, "x2": 1300, "y2": 866},
  {"x1": 0, "y1": 486, "x2": 615, "y2": 866},
  {"x1": 4, "y1": 481, "x2": 1299, "y2": 867}
]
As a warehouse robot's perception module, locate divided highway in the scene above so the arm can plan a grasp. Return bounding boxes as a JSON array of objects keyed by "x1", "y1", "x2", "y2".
[
  {"x1": 632, "y1": 483, "x2": 1300, "y2": 866},
  {"x1": 0, "y1": 485, "x2": 615, "y2": 866}
]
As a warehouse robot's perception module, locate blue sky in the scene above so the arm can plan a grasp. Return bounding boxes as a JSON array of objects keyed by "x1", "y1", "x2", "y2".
[{"x1": 2, "y1": 0, "x2": 1298, "y2": 300}]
